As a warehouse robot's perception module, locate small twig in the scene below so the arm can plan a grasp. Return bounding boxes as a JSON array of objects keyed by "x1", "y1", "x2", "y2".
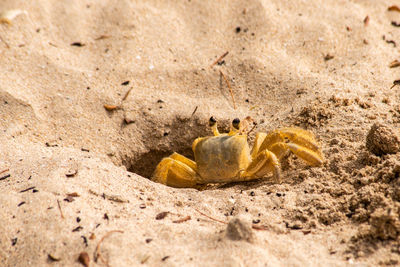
[
  {"x1": 140, "y1": 255, "x2": 150, "y2": 264},
  {"x1": 391, "y1": 80, "x2": 400, "y2": 89},
  {"x1": 251, "y1": 224, "x2": 269, "y2": 231},
  {"x1": 173, "y1": 216, "x2": 191, "y2": 223},
  {"x1": 239, "y1": 116, "x2": 256, "y2": 135},
  {"x1": 389, "y1": 60, "x2": 400, "y2": 68},
  {"x1": 103, "y1": 104, "x2": 120, "y2": 111},
  {"x1": 386, "y1": 39, "x2": 397, "y2": 47},
  {"x1": 94, "y1": 230, "x2": 124, "y2": 266},
  {"x1": 122, "y1": 88, "x2": 133, "y2": 101},
  {"x1": 246, "y1": 122, "x2": 258, "y2": 136},
  {"x1": 388, "y1": 5, "x2": 400, "y2": 12},
  {"x1": 57, "y1": 199, "x2": 64, "y2": 219},
  {"x1": 19, "y1": 186, "x2": 36, "y2": 193},
  {"x1": 210, "y1": 51, "x2": 229, "y2": 67},
  {"x1": 0, "y1": 174, "x2": 10, "y2": 181},
  {"x1": 363, "y1": 16, "x2": 369, "y2": 26},
  {"x1": 0, "y1": 34, "x2": 10, "y2": 48},
  {"x1": 88, "y1": 189, "x2": 129, "y2": 203},
  {"x1": 190, "y1": 106, "x2": 198, "y2": 117},
  {"x1": 219, "y1": 70, "x2": 236, "y2": 109},
  {"x1": 48, "y1": 42, "x2": 58, "y2": 47},
  {"x1": 194, "y1": 208, "x2": 227, "y2": 224},
  {"x1": 0, "y1": 169, "x2": 9, "y2": 175},
  {"x1": 95, "y1": 35, "x2": 111, "y2": 41}
]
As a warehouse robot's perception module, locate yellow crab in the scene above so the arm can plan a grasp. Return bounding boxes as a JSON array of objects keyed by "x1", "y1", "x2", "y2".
[{"x1": 152, "y1": 117, "x2": 323, "y2": 188}]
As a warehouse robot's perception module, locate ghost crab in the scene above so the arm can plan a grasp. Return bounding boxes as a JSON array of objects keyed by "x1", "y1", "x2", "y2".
[{"x1": 152, "y1": 117, "x2": 323, "y2": 188}]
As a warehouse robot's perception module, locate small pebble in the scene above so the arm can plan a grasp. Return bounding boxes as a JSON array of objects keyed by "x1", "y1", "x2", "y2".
[{"x1": 225, "y1": 216, "x2": 254, "y2": 243}]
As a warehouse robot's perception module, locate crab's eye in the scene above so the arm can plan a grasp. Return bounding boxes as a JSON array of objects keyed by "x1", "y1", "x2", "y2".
[
  {"x1": 232, "y1": 118, "x2": 240, "y2": 129},
  {"x1": 209, "y1": 116, "x2": 217, "y2": 126}
]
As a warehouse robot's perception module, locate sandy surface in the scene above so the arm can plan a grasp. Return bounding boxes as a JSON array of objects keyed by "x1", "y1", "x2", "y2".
[{"x1": 1, "y1": 0, "x2": 400, "y2": 266}]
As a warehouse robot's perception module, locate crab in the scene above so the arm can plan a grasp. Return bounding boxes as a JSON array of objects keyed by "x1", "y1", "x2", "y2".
[{"x1": 151, "y1": 117, "x2": 323, "y2": 188}]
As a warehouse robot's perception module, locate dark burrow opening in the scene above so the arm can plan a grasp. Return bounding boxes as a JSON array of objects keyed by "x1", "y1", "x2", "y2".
[{"x1": 123, "y1": 116, "x2": 232, "y2": 179}]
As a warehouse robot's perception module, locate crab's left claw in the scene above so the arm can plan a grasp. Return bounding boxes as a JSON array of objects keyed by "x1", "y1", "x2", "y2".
[{"x1": 151, "y1": 152, "x2": 202, "y2": 188}]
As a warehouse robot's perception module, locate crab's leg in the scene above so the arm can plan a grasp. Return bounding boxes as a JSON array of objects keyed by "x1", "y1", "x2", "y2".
[
  {"x1": 278, "y1": 127, "x2": 321, "y2": 153},
  {"x1": 255, "y1": 128, "x2": 323, "y2": 162},
  {"x1": 269, "y1": 142, "x2": 323, "y2": 166},
  {"x1": 151, "y1": 152, "x2": 202, "y2": 188},
  {"x1": 241, "y1": 150, "x2": 281, "y2": 183},
  {"x1": 250, "y1": 132, "x2": 268, "y2": 158}
]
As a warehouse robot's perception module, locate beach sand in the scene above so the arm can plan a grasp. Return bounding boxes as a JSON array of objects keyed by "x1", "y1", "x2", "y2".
[{"x1": 1, "y1": 0, "x2": 400, "y2": 266}]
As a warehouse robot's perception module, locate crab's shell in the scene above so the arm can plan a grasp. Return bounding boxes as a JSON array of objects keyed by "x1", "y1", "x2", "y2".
[{"x1": 192, "y1": 134, "x2": 251, "y2": 183}]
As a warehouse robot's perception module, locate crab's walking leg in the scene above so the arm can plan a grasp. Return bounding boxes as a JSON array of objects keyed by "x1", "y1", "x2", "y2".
[
  {"x1": 241, "y1": 150, "x2": 281, "y2": 183},
  {"x1": 252, "y1": 128, "x2": 324, "y2": 166},
  {"x1": 279, "y1": 127, "x2": 322, "y2": 154},
  {"x1": 151, "y1": 152, "x2": 201, "y2": 188},
  {"x1": 269, "y1": 142, "x2": 323, "y2": 166},
  {"x1": 251, "y1": 132, "x2": 268, "y2": 158}
]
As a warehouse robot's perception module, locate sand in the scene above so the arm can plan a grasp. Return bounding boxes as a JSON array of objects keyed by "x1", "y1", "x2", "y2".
[{"x1": 1, "y1": 0, "x2": 400, "y2": 266}]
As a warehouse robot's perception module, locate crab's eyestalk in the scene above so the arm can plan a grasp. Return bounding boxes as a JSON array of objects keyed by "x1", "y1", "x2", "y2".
[
  {"x1": 209, "y1": 116, "x2": 220, "y2": 136},
  {"x1": 228, "y1": 118, "x2": 240, "y2": 136},
  {"x1": 209, "y1": 116, "x2": 217, "y2": 127},
  {"x1": 232, "y1": 118, "x2": 240, "y2": 130}
]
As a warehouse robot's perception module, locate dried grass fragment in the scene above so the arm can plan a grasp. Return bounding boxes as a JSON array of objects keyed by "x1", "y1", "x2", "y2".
[
  {"x1": 388, "y1": 5, "x2": 400, "y2": 12},
  {"x1": 0, "y1": 9, "x2": 27, "y2": 25}
]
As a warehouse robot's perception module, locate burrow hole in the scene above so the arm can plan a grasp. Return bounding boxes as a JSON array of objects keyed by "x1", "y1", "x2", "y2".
[{"x1": 122, "y1": 117, "x2": 232, "y2": 178}]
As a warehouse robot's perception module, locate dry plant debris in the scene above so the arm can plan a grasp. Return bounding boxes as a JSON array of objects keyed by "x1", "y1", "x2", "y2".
[
  {"x1": 64, "y1": 193, "x2": 79, "y2": 202},
  {"x1": 219, "y1": 70, "x2": 236, "y2": 109},
  {"x1": 57, "y1": 199, "x2": 64, "y2": 219},
  {"x1": 391, "y1": 80, "x2": 400, "y2": 89},
  {"x1": 0, "y1": 9, "x2": 27, "y2": 24},
  {"x1": 78, "y1": 251, "x2": 90, "y2": 267},
  {"x1": 0, "y1": 35, "x2": 10, "y2": 48},
  {"x1": 194, "y1": 208, "x2": 227, "y2": 224},
  {"x1": 363, "y1": 16, "x2": 369, "y2": 26},
  {"x1": 392, "y1": 21, "x2": 400, "y2": 27},
  {"x1": 47, "y1": 254, "x2": 61, "y2": 262},
  {"x1": 104, "y1": 87, "x2": 132, "y2": 111},
  {"x1": 388, "y1": 5, "x2": 400, "y2": 12},
  {"x1": 155, "y1": 211, "x2": 169, "y2": 220},
  {"x1": 95, "y1": 35, "x2": 111, "y2": 40},
  {"x1": 19, "y1": 186, "x2": 36, "y2": 193},
  {"x1": 94, "y1": 230, "x2": 124, "y2": 267},
  {"x1": 210, "y1": 51, "x2": 229, "y2": 67},
  {"x1": 65, "y1": 168, "x2": 78, "y2": 177},
  {"x1": 389, "y1": 60, "x2": 400, "y2": 68},
  {"x1": 0, "y1": 169, "x2": 10, "y2": 181},
  {"x1": 191, "y1": 106, "x2": 198, "y2": 117},
  {"x1": 88, "y1": 189, "x2": 128, "y2": 203},
  {"x1": 324, "y1": 54, "x2": 334, "y2": 61},
  {"x1": 103, "y1": 104, "x2": 120, "y2": 111},
  {"x1": 386, "y1": 39, "x2": 397, "y2": 47},
  {"x1": 71, "y1": 42, "x2": 85, "y2": 47},
  {"x1": 173, "y1": 216, "x2": 191, "y2": 223},
  {"x1": 122, "y1": 88, "x2": 133, "y2": 101},
  {"x1": 161, "y1": 255, "x2": 170, "y2": 261}
]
